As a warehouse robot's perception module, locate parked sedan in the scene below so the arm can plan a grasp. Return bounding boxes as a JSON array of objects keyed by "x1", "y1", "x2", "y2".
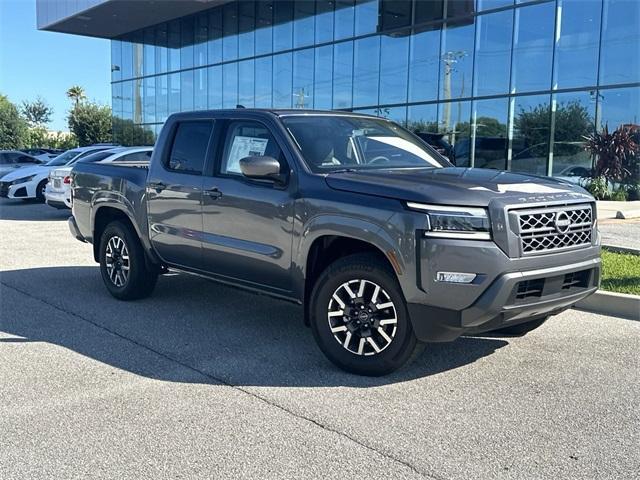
[
  {"x1": 0, "y1": 150, "x2": 46, "y2": 179},
  {"x1": 0, "y1": 145, "x2": 115, "y2": 202},
  {"x1": 45, "y1": 147, "x2": 152, "y2": 209},
  {"x1": 20, "y1": 148, "x2": 63, "y2": 162}
]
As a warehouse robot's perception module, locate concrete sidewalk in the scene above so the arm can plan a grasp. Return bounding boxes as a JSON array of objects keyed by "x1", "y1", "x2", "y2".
[{"x1": 596, "y1": 201, "x2": 640, "y2": 220}]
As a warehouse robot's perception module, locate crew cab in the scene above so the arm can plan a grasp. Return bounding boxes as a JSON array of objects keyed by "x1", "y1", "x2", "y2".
[{"x1": 69, "y1": 110, "x2": 601, "y2": 375}]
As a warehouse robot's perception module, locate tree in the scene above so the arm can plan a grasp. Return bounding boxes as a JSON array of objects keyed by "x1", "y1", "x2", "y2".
[
  {"x1": 514, "y1": 101, "x2": 593, "y2": 158},
  {"x1": 475, "y1": 117, "x2": 507, "y2": 137},
  {"x1": 66, "y1": 85, "x2": 86, "y2": 108},
  {"x1": 112, "y1": 117, "x2": 155, "y2": 146},
  {"x1": 21, "y1": 97, "x2": 53, "y2": 127},
  {"x1": 68, "y1": 101, "x2": 112, "y2": 146},
  {"x1": 0, "y1": 94, "x2": 28, "y2": 149}
]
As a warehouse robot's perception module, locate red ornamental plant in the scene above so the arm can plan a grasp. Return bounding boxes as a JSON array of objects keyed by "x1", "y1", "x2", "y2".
[{"x1": 583, "y1": 125, "x2": 639, "y2": 182}]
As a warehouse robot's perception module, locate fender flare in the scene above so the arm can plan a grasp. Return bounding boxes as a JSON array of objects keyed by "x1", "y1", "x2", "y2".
[{"x1": 293, "y1": 214, "x2": 405, "y2": 296}]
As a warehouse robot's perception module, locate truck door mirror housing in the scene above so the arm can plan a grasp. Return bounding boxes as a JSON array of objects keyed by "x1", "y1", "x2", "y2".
[{"x1": 239, "y1": 156, "x2": 286, "y2": 184}]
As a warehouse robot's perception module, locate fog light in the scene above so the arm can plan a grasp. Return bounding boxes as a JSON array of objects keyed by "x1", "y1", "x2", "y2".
[{"x1": 436, "y1": 272, "x2": 477, "y2": 283}]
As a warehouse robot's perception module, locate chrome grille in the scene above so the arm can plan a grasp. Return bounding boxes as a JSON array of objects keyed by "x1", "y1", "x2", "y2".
[{"x1": 515, "y1": 204, "x2": 593, "y2": 255}]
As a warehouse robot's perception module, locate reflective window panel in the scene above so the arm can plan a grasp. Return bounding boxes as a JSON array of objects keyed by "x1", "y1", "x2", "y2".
[
  {"x1": 511, "y1": 2, "x2": 554, "y2": 93},
  {"x1": 553, "y1": 0, "x2": 601, "y2": 89},
  {"x1": 379, "y1": 32, "x2": 410, "y2": 105},
  {"x1": 408, "y1": 24, "x2": 441, "y2": 103},
  {"x1": 439, "y1": 100, "x2": 472, "y2": 167},
  {"x1": 474, "y1": 9, "x2": 512, "y2": 96},
  {"x1": 550, "y1": 91, "x2": 596, "y2": 177},
  {"x1": 473, "y1": 97, "x2": 509, "y2": 169},
  {"x1": 511, "y1": 94, "x2": 551, "y2": 175},
  {"x1": 440, "y1": 20, "x2": 475, "y2": 101},
  {"x1": 600, "y1": 0, "x2": 640, "y2": 85},
  {"x1": 353, "y1": 35, "x2": 380, "y2": 107}
]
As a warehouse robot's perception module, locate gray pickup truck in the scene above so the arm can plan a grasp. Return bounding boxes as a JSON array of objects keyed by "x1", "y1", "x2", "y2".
[{"x1": 70, "y1": 110, "x2": 600, "y2": 375}]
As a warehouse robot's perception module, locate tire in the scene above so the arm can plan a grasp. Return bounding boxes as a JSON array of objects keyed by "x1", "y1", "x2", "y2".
[
  {"x1": 36, "y1": 180, "x2": 47, "y2": 202},
  {"x1": 309, "y1": 253, "x2": 418, "y2": 376},
  {"x1": 98, "y1": 221, "x2": 158, "y2": 300},
  {"x1": 491, "y1": 316, "x2": 548, "y2": 336}
]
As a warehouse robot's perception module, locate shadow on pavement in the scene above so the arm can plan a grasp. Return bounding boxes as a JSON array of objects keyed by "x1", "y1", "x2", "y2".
[
  {"x1": 0, "y1": 198, "x2": 69, "y2": 221},
  {"x1": 0, "y1": 266, "x2": 508, "y2": 387}
]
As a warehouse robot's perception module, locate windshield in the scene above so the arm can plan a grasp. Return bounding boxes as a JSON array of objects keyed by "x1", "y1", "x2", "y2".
[
  {"x1": 46, "y1": 150, "x2": 79, "y2": 166},
  {"x1": 282, "y1": 115, "x2": 450, "y2": 173}
]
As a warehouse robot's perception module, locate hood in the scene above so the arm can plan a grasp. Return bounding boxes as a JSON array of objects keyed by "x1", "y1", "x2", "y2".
[
  {"x1": 0, "y1": 164, "x2": 52, "y2": 181},
  {"x1": 0, "y1": 166, "x2": 18, "y2": 177},
  {"x1": 324, "y1": 167, "x2": 594, "y2": 207}
]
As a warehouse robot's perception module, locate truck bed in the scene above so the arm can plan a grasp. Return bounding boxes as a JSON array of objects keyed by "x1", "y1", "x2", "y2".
[{"x1": 71, "y1": 160, "x2": 151, "y2": 244}]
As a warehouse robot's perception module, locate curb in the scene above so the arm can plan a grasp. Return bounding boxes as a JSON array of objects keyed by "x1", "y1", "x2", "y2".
[
  {"x1": 576, "y1": 290, "x2": 640, "y2": 321},
  {"x1": 615, "y1": 209, "x2": 640, "y2": 220},
  {"x1": 602, "y1": 244, "x2": 640, "y2": 256}
]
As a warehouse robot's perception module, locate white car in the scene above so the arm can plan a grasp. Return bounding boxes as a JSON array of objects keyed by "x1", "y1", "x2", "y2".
[
  {"x1": 45, "y1": 146, "x2": 153, "y2": 209},
  {"x1": 0, "y1": 150, "x2": 46, "y2": 179},
  {"x1": 0, "y1": 145, "x2": 115, "y2": 202}
]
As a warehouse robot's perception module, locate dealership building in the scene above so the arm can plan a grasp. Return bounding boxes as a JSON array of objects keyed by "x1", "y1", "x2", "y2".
[{"x1": 37, "y1": 0, "x2": 639, "y2": 177}]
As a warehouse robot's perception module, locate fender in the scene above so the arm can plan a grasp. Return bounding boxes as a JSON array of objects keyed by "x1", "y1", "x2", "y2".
[
  {"x1": 292, "y1": 213, "x2": 405, "y2": 301},
  {"x1": 91, "y1": 191, "x2": 161, "y2": 267}
]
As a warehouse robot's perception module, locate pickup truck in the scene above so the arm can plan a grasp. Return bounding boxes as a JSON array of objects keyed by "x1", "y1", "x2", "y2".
[{"x1": 69, "y1": 110, "x2": 601, "y2": 376}]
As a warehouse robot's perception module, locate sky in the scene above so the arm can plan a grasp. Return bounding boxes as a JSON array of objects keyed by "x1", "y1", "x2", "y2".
[{"x1": 0, "y1": 0, "x2": 111, "y2": 131}]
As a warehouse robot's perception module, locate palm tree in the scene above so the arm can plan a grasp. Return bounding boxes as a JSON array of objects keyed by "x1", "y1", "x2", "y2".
[{"x1": 66, "y1": 85, "x2": 86, "y2": 108}]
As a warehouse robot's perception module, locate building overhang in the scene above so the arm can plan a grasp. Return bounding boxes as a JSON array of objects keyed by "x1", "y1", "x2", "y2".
[{"x1": 38, "y1": 0, "x2": 232, "y2": 39}]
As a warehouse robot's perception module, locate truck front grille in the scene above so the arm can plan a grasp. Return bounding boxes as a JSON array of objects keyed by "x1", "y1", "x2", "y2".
[{"x1": 515, "y1": 204, "x2": 593, "y2": 255}]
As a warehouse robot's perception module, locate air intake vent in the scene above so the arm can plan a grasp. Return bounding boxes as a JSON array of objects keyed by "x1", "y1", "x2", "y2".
[{"x1": 515, "y1": 278, "x2": 545, "y2": 300}]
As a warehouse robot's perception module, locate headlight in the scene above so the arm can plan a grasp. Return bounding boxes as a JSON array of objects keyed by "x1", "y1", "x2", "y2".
[
  {"x1": 11, "y1": 174, "x2": 37, "y2": 185},
  {"x1": 407, "y1": 202, "x2": 491, "y2": 240}
]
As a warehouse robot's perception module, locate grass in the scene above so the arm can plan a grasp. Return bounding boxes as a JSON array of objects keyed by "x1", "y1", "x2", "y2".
[{"x1": 601, "y1": 249, "x2": 640, "y2": 295}]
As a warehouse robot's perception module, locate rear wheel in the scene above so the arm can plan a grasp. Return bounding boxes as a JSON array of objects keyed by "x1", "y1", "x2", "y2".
[
  {"x1": 491, "y1": 316, "x2": 548, "y2": 336},
  {"x1": 99, "y1": 221, "x2": 158, "y2": 300},
  {"x1": 310, "y1": 253, "x2": 418, "y2": 376}
]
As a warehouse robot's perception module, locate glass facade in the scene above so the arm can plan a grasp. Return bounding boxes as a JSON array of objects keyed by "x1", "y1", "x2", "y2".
[{"x1": 111, "y1": 0, "x2": 640, "y2": 178}]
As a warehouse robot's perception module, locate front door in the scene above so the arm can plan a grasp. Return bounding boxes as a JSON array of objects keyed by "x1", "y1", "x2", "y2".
[
  {"x1": 147, "y1": 120, "x2": 214, "y2": 269},
  {"x1": 201, "y1": 120, "x2": 295, "y2": 294}
]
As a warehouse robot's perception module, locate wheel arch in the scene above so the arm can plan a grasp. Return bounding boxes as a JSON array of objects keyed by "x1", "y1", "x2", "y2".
[
  {"x1": 92, "y1": 205, "x2": 140, "y2": 263},
  {"x1": 296, "y1": 216, "x2": 405, "y2": 326}
]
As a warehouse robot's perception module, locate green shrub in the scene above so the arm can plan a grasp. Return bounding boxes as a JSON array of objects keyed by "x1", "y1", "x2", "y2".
[
  {"x1": 610, "y1": 188, "x2": 628, "y2": 201},
  {"x1": 585, "y1": 176, "x2": 611, "y2": 200}
]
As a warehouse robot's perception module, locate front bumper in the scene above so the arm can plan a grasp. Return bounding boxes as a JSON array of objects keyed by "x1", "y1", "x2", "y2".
[
  {"x1": 0, "y1": 181, "x2": 34, "y2": 199},
  {"x1": 68, "y1": 216, "x2": 87, "y2": 243},
  {"x1": 408, "y1": 257, "x2": 601, "y2": 342}
]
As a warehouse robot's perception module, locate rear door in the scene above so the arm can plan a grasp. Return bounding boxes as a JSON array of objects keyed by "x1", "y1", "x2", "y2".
[
  {"x1": 146, "y1": 120, "x2": 214, "y2": 269},
  {"x1": 200, "y1": 118, "x2": 296, "y2": 294}
]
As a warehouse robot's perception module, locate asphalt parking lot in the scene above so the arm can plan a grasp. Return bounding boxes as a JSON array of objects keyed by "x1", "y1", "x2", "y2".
[{"x1": 0, "y1": 198, "x2": 638, "y2": 480}]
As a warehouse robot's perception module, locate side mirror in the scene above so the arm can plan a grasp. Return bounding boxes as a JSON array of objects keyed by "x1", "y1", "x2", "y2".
[{"x1": 239, "y1": 156, "x2": 286, "y2": 184}]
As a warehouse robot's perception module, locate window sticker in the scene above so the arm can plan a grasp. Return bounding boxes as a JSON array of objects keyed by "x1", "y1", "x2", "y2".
[{"x1": 226, "y1": 136, "x2": 269, "y2": 173}]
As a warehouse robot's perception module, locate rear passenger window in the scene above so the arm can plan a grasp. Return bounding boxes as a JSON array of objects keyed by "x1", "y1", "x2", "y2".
[
  {"x1": 120, "y1": 151, "x2": 152, "y2": 162},
  {"x1": 221, "y1": 121, "x2": 282, "y2": 175},
  {"x1": 167, "y1": 121, "x2": 213, "y2": 174}
]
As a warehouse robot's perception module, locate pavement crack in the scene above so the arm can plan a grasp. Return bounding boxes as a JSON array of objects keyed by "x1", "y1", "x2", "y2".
[{"x1": 1, "y1": 280, "x2": 445, "y2": 480}]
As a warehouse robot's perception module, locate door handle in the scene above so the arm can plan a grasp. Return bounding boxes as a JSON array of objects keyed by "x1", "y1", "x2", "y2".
[
  {"x1": 205, "y1": 187, "x2": 223, "y2": 199},
  {"x1": 149, "y1": 181, "x2": 167, "y2": 193}
]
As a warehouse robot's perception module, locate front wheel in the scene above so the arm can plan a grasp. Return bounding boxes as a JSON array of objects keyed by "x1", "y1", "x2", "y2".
[
  {"x1": 36, "y1": 180, "x2": 47, "y2": 202},
  {"x1": 99, "y1": 221, "x2": 158, "y2": 300},
  {"x1": 310, "y1": 253, "x2": 418, "y2": 376}
]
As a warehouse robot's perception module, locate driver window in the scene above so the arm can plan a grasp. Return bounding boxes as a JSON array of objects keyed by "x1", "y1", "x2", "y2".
[{"x1": 221, "y1": 121, "x2": 282, "y2": 175}]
